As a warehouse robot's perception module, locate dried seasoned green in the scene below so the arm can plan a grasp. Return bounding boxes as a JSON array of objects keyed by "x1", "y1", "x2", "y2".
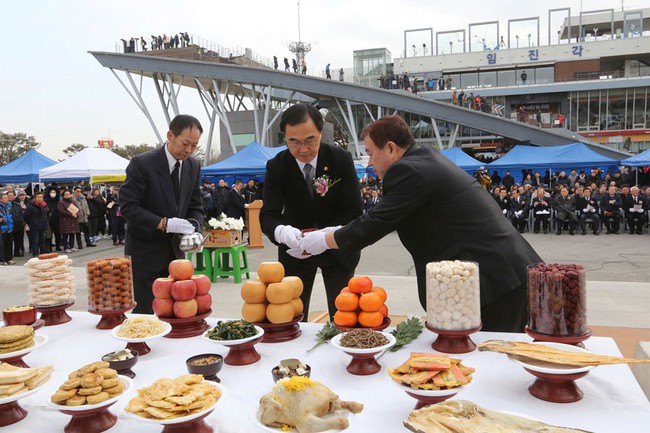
[{"x1": 206, "y1": 319, "x2": 257, "y2": 340}]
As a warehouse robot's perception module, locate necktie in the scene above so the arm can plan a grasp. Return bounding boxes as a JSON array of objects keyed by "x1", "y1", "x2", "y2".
[
  {"x1": 171, "y1": 161, "x2": 180, "y2": 207},
  {"x1": 303, "y1": 163, "x2": 314, "y2": 197}
]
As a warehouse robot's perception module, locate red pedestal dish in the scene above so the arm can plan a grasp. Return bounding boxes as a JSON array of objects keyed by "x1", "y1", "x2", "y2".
[
  {"x1": 255, "y1": 314, "x2": 302, "y2": 343},
  {"x1": 59, "y1": 404, "x2": 118, "y2": 433},
  {"x1": 330, "y1": 332, "x2": 396, "y2": 376},
  {"x1": 425, "y1": 322, "x2": 481, "y2": 354},
  {"x1": 159, "y1": 310, "x2": 211, "y2": 338},
  {"x1": 525, "y1": 326, "x2": 592, "y2": 347},
  {"x1": 525, "y1": 368, "x2": 590, "y2": 403},
  {"x1": 37, "y1": 302, "x2": 74, "y2": 326},
  {"x1": 89, "y1": 304, "x2": 136, "y2": 330}
]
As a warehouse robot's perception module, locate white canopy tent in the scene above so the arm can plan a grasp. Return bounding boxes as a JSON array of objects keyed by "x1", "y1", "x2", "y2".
[{"x1": 39, "y1": 148, "x2": 129, "y2": 182}]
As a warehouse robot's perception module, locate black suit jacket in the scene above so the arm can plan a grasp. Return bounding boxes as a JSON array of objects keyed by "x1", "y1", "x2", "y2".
[
  {"x1": 120, "y1": 146, "x2": 204, "y2": 272},
  {"x1": 261, "y1": 143, "x2": 362, "y2": 271},
  {"x1": 334, "y1": 146, "x2": 541, "y2": 307},
  {"x1": 226, "y1": 188, "x2": 245, "y2": 220},
  {"x1": 623, "y1": 194, "x2": 646, "y2": 216}
]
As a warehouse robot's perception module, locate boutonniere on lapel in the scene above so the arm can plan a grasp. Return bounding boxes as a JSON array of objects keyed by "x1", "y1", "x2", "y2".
[{"x1": 313, "y1": 173, "x2": 340, "y2": 197}]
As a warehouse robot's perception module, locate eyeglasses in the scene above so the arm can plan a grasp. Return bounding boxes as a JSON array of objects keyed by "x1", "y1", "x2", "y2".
[{"x1": 285, "y1": 136, "x2": 318, "y2": 148}]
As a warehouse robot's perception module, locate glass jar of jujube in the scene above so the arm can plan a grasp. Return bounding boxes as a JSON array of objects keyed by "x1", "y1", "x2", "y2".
[{"x1": 527, "y1": 263, "x2": 587, "y2": 337}]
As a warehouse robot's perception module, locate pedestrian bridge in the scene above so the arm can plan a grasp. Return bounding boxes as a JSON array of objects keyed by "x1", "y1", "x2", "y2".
[{"x1": 90, "y1": 51, "x2": 629, "y2": 160}]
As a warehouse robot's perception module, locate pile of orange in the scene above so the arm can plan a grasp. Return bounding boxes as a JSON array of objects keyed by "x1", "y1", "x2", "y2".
[{"x1": 333, "y1": 276, "x2": 388, "y2": 328}]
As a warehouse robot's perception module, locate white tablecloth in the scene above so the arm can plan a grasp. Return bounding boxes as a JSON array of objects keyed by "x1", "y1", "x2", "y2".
[{"x1": 4, "y1": 312, "x2": 650, "y2": 432}]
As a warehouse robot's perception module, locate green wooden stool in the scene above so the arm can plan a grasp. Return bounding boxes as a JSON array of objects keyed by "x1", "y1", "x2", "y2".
[
  {"x1": 212, "y1": 244, "x2": 250, "y2": 284},
  {"x1": 186, "y1": 248, "x2": 216, "y2": 282}
]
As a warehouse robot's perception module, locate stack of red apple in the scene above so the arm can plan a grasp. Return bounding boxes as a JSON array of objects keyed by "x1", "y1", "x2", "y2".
[{"x1": 152, "y1": 259, "x2": 212, "y2": 319}]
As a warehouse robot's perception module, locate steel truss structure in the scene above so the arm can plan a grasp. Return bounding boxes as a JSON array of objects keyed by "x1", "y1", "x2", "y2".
[{"x1": 90, "y1": 51, "x2": 629, "y2": 161}]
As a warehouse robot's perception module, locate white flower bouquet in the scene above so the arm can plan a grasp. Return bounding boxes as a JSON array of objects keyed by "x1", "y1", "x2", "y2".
[{"x1": 206, "y1": 213, "x2": 244, "y2": 231}]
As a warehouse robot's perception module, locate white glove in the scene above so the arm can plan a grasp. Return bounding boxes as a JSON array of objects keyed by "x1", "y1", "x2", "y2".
[
  {"x1": 630, "y1": 208, "x2": 635, "y2": 213},
  {"x1": 274, "y1": 225, "x2": 302, "y2": 249},
  {"x1": 515, "y1": 211, "x2": 522, "y2": 217},
  {"x1": 166, "y1": 218, "x2": 195, "y2": 234},
  {"x1": 286, "y1": 247, "x2": 310, "y2": 259},
  {"x1": 502, "y1": 209, "x2": 508, "y2": 214},
  {"x1": 299, "y1": 230, "x2": 330, "y2": 256},
  {"x1": 583, "y1": 208, "x2": 588, "y2": 213}
]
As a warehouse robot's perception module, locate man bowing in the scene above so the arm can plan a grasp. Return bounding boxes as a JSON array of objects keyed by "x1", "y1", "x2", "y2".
[
  {"x1": 120, "y1": 115, "x2": 205, "y2": 314},
  {"x1": 260, "y1": 104, "x2": 362, "y2": 320}
]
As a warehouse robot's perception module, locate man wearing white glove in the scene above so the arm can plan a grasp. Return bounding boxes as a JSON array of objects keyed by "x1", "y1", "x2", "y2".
[
  {"x1": 120, "y1": 115, "x2": 205, "y2": 314},
  {"x1": 300, "y1": 115, "x2": 542, "y2": 333},
  {"x1": 260, "y1": 104, "x2": 362, "y2": 320},
  {"x1": 509, "y1": 189, "x2": 528, "y2": 233}
]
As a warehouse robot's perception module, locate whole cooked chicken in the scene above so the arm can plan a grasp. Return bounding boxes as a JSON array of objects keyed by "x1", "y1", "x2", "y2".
[{"x1": 259, "y1": 376, "x2": 363, "y2": 433}]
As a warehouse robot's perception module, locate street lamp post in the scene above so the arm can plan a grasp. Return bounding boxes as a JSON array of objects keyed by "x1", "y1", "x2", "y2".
[
  {"x1": 515, "y1": 35, "x2": 520, "y2": 48},
  {"x1": 449, "y1": 41, "x2": 453, "y2": 54},
  {"x1": 412, "y1": 44, "x2": 416, "y2": 57},
  {"x1": 528, "y1": 33, "x2": 532, "y2": 47},
  {"x1": 423, "y1": 43, "x2": 427, "y2": 56}
]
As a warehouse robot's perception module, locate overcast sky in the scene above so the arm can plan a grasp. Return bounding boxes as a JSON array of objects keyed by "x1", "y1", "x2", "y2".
[{"x1": 0, "y1": 0, "x2": 634, "y2": 160}]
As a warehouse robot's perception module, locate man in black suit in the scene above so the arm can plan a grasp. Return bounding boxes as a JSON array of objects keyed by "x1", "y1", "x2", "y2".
[
  {"x1": 300, "y1": 115, "x2": 541, "y2": 332},
  {"x1": 226, "y1": 180, "x2": 246, "y2": 220},
  {"x1": 509, "y1": 189, "x2": 528, "y2": 233},
  {"x1": 600, "y1": 185, "x2": 623, "y2": 234},
  {"x1": 120, "y1": 115, "x2": 204, "y2": 314},
  {"x1": 260, "y1": 104, "x2": 362, "y2": 320},
  {"x1": 623, "y1": 186, "x2": 646, "y2": 234},
  {"x1": 576, "y1": 187, "x2": 600, "y2": 235}
]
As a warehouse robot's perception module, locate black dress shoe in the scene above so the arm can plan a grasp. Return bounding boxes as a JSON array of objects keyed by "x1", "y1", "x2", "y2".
[
  {"x1": 581, "y1": 230, "x2": 587, "y2": 235},
  {"x1": 543, "y1": 229, "x2": 548, "y2": 234},
  {"x1": 56, "y1": 247, "x2": 62, "y2": 252},
  {"x1": 556, "y1": 230, "x2": 561, "y2": 235},
  {"x1": 569, "y1": 229, "x2": 575, "y2": 235},
  {"x1": 534, "y1": 230, "x2": 540, "y2": 234},
  {"x1": 637, "y1": 231, "x2": 643, "y2": 235},
  {"x1": 594, "y1": 231, "x2": 599, "y2": 236},
  {"x1": 87, "y1": 244, "x2": 97, "y2": 247}
]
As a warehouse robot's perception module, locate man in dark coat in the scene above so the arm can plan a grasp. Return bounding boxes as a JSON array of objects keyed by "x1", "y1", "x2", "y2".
[
  {"x1": 576, "y1": 187, "x2": 600, "y2": 235},
  {"x1": 502, "y1": 171, "x2": 515, "y2": 191},
  {"x1": 226, "y1": 180, "x2": 246, "y2": 220},
  {"x1": 599, "y1": 185, "x2": 623, "y2": 234},
  {"x1": 300, "y1": 115, "x2": 542, "y2": 332},
  {"x1": 623, "y1": 186, "x2": 646, "y2": 234},
  {"x1": 552, "y1": 186, "x2": 577, "y2": 235},
  {"x1": 120, "y1": 115, "x2": 205, "y2": 314},
  {"x1": 23, "y1": 191, "x2": 50, "y2": 257},
  {"x1": 509, "y1": 189, "x2": 528, "y2": 233},
  {"x1": 261, "y1": 104, "x2": 362, "y2": 319}
]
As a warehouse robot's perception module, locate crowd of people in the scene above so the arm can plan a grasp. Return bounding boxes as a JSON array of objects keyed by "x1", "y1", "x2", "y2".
[
  {"x1": 199, "y1": 178, "x2": 261, "y2": 220},
  {"x1": 0, "y1": 183, "x2": 128, "y2": 265},
  {"x1": 477, "y1": 167, "x2": 648, "y2": 235},
  {"x1": 120, "y1": 32, "x2": 191, "y2": 53}
]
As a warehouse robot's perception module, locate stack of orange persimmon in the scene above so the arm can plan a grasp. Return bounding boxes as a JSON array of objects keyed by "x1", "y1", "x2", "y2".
[{"x1": 333, "y1": 276, "x2": 388, "y2": 328}]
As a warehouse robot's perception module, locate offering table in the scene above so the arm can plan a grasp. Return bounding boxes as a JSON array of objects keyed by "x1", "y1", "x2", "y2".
[{"x1": 3, "y1": 311, "x2": 650, "y2": 432}]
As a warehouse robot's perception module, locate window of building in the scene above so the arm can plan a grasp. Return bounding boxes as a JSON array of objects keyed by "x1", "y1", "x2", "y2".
[
  {"x1": 534, "y1": 67, "x2": 555, "y2": 84},
  {"x1": 479, "y1": 71, "x2": 497, "y2": 87},
  {"x1": 461, "y1": 72, "x2": 479, "y2": 88},
  {"x1": 497, "y1": 70, "x2": 516, "y2": 86},
  {"x1": 632, "y1": 87, "x2": 646, "y2": 128}
]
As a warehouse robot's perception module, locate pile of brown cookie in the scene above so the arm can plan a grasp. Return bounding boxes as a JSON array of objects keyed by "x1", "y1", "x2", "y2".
[
  {"x1": 51, "y1": 361, "x2": 124, "y2": 406},
  {"x1": 86, "y1": 258, "x2": 134, "y2": 312},
  {"x1": 0, "y1": 325, "x2": 35, "y2": 354}
]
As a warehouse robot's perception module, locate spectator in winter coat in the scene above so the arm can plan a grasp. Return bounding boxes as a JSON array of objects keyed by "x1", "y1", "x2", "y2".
[
  {"x1": 12, "y1": 190, "x2": 27, "y2": 257},
  {"x1": 45, "y1": 185, "x2": 62, "y2": 251},
  {"x1": 23, "y1": 191, "x2": 50, "y2": 257},
  {"x1": 0, "y1": 192, "x2": 16, "y2": 265},
  {"x1": 73, "y1": 187, "x2": 96, "y2": 248},
  {"x1": 58, "y1": 189, "x2": 80, "y2": 253}
]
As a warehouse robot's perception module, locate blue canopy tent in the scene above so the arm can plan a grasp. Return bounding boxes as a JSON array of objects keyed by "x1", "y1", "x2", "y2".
[
  {"x1": 488, "y1": 143, "x2": 620, "y2": 180},
  {"x1": 440, "y1": 148, "x2": 483, "y2": 173},
  {"x1": 621, "y1": 149, "x2": 650, "y2": 167},
  {"x1": 365, "y1": 148, "x2": 482, "y2": 179},
  {"x1": 201, "y1": 142, "x2": 286, "y2": 183},
  {"x1": 0, "y1": 149, "x2": 57, "y2": 184}
]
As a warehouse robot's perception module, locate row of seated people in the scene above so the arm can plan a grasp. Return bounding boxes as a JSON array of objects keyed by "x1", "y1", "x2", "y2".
[{"x1": 493, "y1": 185, "x2": 647, "y2": 235}]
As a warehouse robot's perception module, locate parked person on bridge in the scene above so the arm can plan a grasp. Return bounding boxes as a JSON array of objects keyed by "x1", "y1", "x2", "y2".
[
  {"x1": 339, "y1": 68, "x2": 344, "y2": 81},
  {"x1": 301, "y1": 62, "x2": 307, "y2": 74},
  {"x1": 140, "y1": 37, "x2": 147, "y2": 51},
  {"x1": 284, "y1": 57, "x2": 290, "y2": 71},
  {"x1": 299, "y1": 115, "x2": 542, "y2": 332},
  {"x1": 292, "y1": 59, "x2": 298, "y2": 73},
  {"x1": 273, "y1": 56, "x2": 278, "y2": 69},
  {"x1": 325, "y1": 63, "x2": 331, "y2": 79}
]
